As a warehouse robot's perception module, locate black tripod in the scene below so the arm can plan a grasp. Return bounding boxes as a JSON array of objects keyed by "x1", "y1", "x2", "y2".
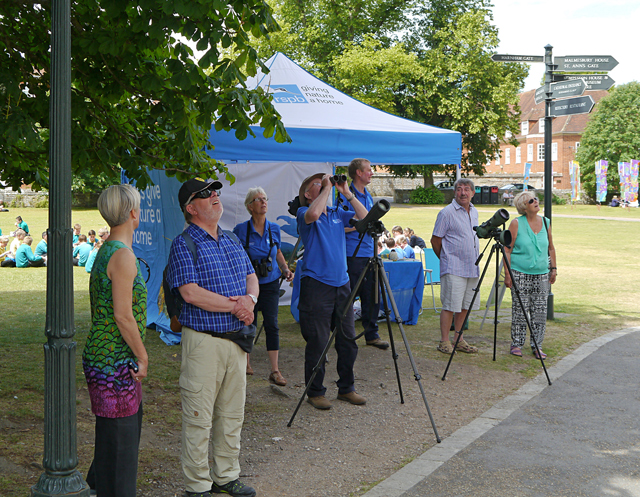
[
  {"x1": 441, "y1": 231, "x2": 552, "y2": 386},
  {"x1": 287, "y1": 222, "x2": 441, "y2": 443}
]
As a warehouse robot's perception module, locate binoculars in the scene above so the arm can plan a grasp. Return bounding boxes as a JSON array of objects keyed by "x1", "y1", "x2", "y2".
[{"x1": 330, "y1": 174, "x2": 347, "y2": 185}]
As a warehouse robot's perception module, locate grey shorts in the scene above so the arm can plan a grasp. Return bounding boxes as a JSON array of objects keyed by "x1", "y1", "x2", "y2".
[{"x1": 440, "y1": 274, "x2": 480, "y2": 313}]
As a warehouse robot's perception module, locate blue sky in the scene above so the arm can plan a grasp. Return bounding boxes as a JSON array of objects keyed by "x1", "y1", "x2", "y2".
[{"x1": 491, "y1": 0, "x2": 638, "y2": 91}]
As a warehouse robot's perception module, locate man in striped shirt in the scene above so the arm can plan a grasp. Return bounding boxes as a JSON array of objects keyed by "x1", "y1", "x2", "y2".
[{"x1": 431, "y1": 178, "x2": 480, "y2": 354}]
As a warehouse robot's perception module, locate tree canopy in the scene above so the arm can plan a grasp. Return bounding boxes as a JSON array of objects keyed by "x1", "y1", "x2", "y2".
[
  {"x1": 253, "y1": 0, "x2": 527, "y2": 183},
  {"x1": 0, "y1": 0, "x2": 289, "y2": 190},
  {"x1": 575, "y1": 82, "x2": 640, "y2": 200}
]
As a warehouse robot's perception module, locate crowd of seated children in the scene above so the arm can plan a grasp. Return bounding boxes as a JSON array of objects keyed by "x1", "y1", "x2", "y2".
[{"x1": 0, "y1": 221, "x2": 111, "y2": 270}]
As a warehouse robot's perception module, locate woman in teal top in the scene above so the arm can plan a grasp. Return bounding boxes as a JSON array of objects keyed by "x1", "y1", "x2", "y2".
[
  {"x1": 504, "y1": 191, "x2": 557, "y2": 359},
  {"x1": 83, "y1": 184, "x2": 148, "y2": 497}
]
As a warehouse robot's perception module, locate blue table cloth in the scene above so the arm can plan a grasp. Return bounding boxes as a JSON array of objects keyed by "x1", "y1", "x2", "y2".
[
  {"x1": 382, "y1": 260, "x2": 425, "y2": 325},
  {"x1": 291, "y1": 259, "x2": 425, "y2": 325}
]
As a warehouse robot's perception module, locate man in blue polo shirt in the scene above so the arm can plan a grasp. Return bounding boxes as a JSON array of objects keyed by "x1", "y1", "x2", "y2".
[
  {"x1": 297, "y1": 172, "x2": 369, "y2": 410},
  {"x1": 167, "y1": 178, "x2": 258, "y2": 497},
  {"x1": 338, "y1": 158, "x2": 389, "y2": 350}
]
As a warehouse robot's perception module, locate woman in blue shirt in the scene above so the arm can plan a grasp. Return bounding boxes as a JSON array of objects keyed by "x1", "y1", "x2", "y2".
[{"x1": 233, "y1": 187, "x2": 293, "y2": 386}]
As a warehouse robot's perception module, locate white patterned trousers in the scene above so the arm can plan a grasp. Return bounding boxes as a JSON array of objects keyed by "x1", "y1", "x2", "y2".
[{"x1": 510, "y1": 270, "x2": 549, "y2": 349}]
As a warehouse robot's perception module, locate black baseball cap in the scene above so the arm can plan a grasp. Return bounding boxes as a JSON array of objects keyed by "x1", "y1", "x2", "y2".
[{"x1": 178, "y1": 179, "x2": 223, "y2": 209}]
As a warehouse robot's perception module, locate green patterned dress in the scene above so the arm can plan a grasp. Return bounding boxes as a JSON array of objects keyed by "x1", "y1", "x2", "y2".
[{"x1": 83, "y1": 240, "x2": 147, "y2": 418}]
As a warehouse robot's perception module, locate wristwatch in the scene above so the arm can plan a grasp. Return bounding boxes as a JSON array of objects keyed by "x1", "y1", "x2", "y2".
[{"x1": 248, "y1": 293, "x2": 258, "y2": 304}]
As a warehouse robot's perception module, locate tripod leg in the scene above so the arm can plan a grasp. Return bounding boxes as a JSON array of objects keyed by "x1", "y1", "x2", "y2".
[
  {"x1": 287, "y1": 318, "x2": 341, "y2": 427},
  {"x1": 378, "y1": 264, "x2": 441, "y2": 443},
  {"x1": 501, "y1": 246, "x2": 552, "y2": 386},
  {"x1": 493, "y1": 253, "x2": 501, "y2": 362},
  {"x1": 377, "y1": 274, "x2": 405, "y2": 404},
  {"x1": 442, "y1": 244, "x2": 496, "y2": 381}
]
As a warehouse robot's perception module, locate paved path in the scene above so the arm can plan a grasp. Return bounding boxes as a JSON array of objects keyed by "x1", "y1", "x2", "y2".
[{"x1": 364, "y1": 327, "x2": 640, "y2": 497}]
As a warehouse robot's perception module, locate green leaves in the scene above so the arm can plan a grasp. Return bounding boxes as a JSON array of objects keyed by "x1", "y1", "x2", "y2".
[
  {"x1": 253, "y1": 0, "x2": 525, "y2": 180},
  {"x1": 0, "y1": 0, "x2": 287, "y2": 190}
]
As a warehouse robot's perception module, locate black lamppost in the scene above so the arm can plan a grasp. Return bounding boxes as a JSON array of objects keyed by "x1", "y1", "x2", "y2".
[
  {"x1": 31, "y1": 0, "x2": 90, "y2": 494},
  {"x1": 543, "y1": 44, "x2": 554, "y2": 320}
]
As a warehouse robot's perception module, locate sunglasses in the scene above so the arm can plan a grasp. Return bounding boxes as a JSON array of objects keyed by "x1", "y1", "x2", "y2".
[
  {"x1": 249, "y1": 196, "x2": 268, "y2": 204},
  {"x1": 528, "y1": 197, "x2": 538, "y2": 204},
  {"x1": 188, "y1": 188, "x2": 220, "y2": 204}
]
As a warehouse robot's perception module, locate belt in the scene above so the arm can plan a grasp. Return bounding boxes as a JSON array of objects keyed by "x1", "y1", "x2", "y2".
[{"x1": 198, "y1": 330, "x2": 241, "y2": 339}]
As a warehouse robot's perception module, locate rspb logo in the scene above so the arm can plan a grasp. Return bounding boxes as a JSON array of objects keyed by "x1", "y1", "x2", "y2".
[{"x1": 270, "y1": 85, "x2": 308, "y2": 104}]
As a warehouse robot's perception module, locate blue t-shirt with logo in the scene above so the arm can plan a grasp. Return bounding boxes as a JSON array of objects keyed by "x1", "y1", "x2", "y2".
[
  {"x1": 297, "y1": 206, "x2": 354, "y2": 287},
  {"x1": 339, "y1": 186, "x2": 374, "y2": 258}
]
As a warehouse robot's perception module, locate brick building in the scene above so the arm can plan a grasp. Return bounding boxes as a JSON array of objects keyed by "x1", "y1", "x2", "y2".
[{"x1": 483, "y1": 89, "x2": 608, "y2": 190}]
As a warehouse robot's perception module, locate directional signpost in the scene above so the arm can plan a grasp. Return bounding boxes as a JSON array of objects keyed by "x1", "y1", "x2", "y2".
[
  {"x1": 552, "y1": 74, "x2": 615, "y2": 91},
  {"x1": 491, "y1": 54, "x2": 544, "y2": 63},
  {"x1": 554, "y1": 55, "x2": 619, "y2": 72},
  {"x1": 534, "y1": 78, "x2": 587, "y2": 105},
  {"x1": 549, "y1": 95, "x2": 595, "y2": 117},
  {"x1": 492, "y1": 46, "x2": 620, "y2": 319}
]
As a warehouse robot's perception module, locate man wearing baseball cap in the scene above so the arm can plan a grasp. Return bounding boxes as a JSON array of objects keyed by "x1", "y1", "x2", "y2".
[
  {"x1": 296, "y1": 173, "x2": 369, "y2": 410},
  {"x1": 167, "y1": 178, "x2": 258, "y2": 497}
]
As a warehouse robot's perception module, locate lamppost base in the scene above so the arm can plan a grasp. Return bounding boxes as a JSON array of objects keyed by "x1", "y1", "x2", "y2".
[{"x1": 31, "y1": 470, "x2": 90, "y2": 497}]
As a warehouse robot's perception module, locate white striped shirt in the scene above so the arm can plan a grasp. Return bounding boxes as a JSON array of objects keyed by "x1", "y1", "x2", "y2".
[{"x1": 432, "y1": 200, "x2": 480, "y2": 278}]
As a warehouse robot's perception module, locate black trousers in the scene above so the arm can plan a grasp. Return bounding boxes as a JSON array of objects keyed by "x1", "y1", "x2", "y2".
[
  {"x1": 298, "y1": 277, "x2": 358, "y2": 397},
  {"x1": 86, "y1": 403, "x2": 143, "y2": 497},
  {"x1": 347, "y1": 256, "x2": 381, "y2": 341},
  {"x1": 254, "y1": 279, "x2": 281, "y2": 351}
]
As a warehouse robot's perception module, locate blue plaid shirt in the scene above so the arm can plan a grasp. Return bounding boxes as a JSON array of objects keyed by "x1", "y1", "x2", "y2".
[{"x1": 167, "y1": 223, "x2": 255, "y2": 333}]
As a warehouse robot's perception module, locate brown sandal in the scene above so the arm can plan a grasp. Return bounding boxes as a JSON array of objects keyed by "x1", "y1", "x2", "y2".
[
  {"x1": 269, "y1": 370, "x2": 287, "y2": 386},
  {"x1": 437, "y1": 340, "x2": 454, "y2": 354},
  {"x1": 456, "y1": 339, "x2": 478, "y2": 354},
  {"x1": 246, "y1": 363, "x2": 254, "y2": 375}
]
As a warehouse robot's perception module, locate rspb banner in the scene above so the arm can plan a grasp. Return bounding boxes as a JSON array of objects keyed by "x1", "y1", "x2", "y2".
[{"x1": 595, "y1": 160, "x2": 608, "y2": 203}]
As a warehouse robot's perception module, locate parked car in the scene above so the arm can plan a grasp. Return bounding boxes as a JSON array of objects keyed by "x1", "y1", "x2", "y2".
[
  {"x1": 499, "y1": 183, "x2": 535, "y2": 194},
  {"x1": 434, "y1": 180, "x2": 455, "y2": 190}
]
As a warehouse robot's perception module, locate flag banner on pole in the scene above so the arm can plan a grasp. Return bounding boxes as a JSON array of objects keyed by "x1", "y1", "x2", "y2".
[
  {"x1": 618, "y1": 162, "x2": 631, "y2": 203},
  {"x1": 569, "y1": 161, "x2": 581, "y2": 201},
  {"x1": 595, "y1": 160, "x2": 608, "y2": 203},
  {"x1": 630, "y1": 160, "x2": 639, "y2": 204},
  {"x1": 523, "y1": 162, "x2": 532, "y2": 190}
]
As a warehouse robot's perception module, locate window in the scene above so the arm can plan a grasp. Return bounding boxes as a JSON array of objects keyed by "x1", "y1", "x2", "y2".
[
  {"x1": 505, "y1": 130, "x2": 513, "y2": 139},
  {"x1": 495, "y1": 153, "x2": 500, "y2": 166},
  {"x1": 516, "y1": 147, "x2": 521, "y2": 164},
  {"x1": 539, "y1": 119, "x2": 545, "y2": 133},
  {"x1": 575, "y1": 142, "x2": 580, "y2": 150},
  {"x1": 527, "y1": 144, "x2": 534, "y2": 161},
  {"x1": 521, "y1": 121, "x2": 529, "y2": 135},
  {"x1": 537, "y1": 143, "x2": 545, "y2": 161},
  {"x1": 552, "y1": 142, "x2": 558, "y2": 161},
  {"x1": 505, "y1": 148, "x2": 511, "y2": 165}
]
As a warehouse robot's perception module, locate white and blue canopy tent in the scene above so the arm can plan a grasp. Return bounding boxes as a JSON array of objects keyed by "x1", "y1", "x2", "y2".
[
  {"x1": 208, "y1": 52, "x2": 461, "y2": 165},
  {"x1": 132, "y1": 52, "x2": 461, "y2": 344}
]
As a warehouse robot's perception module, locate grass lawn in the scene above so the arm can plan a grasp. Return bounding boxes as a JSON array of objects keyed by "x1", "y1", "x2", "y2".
[{"x1": 0, "y1": 203, "x2": 639, "y2": 495}]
